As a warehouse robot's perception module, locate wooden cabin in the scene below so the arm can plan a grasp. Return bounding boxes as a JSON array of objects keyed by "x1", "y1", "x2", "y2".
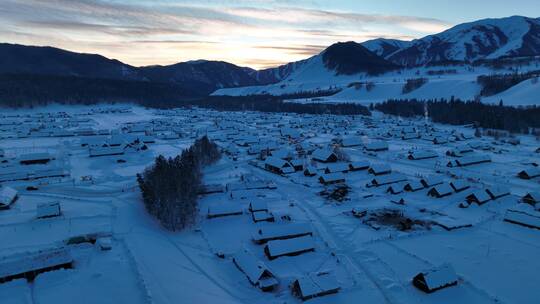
[
  {"x1": 522, "y1": 192, "x2": 540, "y2": 205},
  {"x1": 367, "y1": 173, "x2": 407, "y2": 188},
  {"x1": 504, "y1": 210, "x2": 540, "y2": 230},
  {"x1": 412, "y1": 264, "x2": 458, "y2": 293},
  {"x1": 428, "y1": 183, "x2": 454, "y2": 198},
  {"x1": 348, "y1": 161, "x2": 370, "y2": 171},
  {"x1": 0, "y1": 248, "x2": 73, "y2": 283},
  {"x1": 207, "y1": 204, "x2": 243, "y2": 219},
  {"x1": 368, "y1": 163, "x2": 392, "y2": 176},
  {"x1": 252, "y1": 223, "x2": 312, "y2": 244},
  {"x1": 517, "y1": 167, "x2": 540, "y2": 180},
  {"x1": 264, "y1": 236, "x2": 315, "y2": 260},
  {"x1": 311, "y1": 149, "x2": 338, "y2": 163},
  {"x1": 265, "y1": 157, "x2": 294, "y2": 175},
  {"x1": 319, "y1": 173, "x2": 346, "y2": 185},
  {"x1": 408, "y1": 150, "x2": 438, "y2": 160},
  {"x1": 233, "y1": 250, "x2": 278, "y2": 291},
  {"x1": 466, "y1": 190, "x2": 492, "y2": 205},
  {"x1": 364, "y1": 141, "x2": 389, "y2": 152}
]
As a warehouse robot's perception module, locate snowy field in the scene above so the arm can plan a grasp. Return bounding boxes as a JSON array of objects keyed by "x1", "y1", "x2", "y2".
[
  {"x1": 213, "y1": 57, "x2": 540, "y2": 107},
  {"x1": 1, "y1": 104, "x2": 540, "y2": 303}
]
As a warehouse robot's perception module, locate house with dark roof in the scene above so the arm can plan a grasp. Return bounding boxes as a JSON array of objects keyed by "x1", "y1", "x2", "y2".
[{"x1": 517, "y1": 167, "x2": 540, "y2": 180}]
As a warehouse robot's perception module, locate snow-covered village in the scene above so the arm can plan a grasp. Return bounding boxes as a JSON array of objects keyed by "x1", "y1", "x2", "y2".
[
  {"x1": 0, "y1": 104, "x2": 539, "y2": 303},
  {"x1": 2, "y1": 1, "x2": 540, "y2": 304}
]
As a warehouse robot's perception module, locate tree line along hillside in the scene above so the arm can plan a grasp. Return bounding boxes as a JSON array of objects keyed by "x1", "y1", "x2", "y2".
[
  {"x1": 0, "y1": 73, "x2": 370, "y2": 116},
  {"x1": 477, "y1": 70, "x2": 540, "y2": 96},
  {"x1": 136, "y1": 136, "x2": 221, "y2": 231},
  {"x1": 375, "y1": 98, "x2": 540, "y2": 134}
]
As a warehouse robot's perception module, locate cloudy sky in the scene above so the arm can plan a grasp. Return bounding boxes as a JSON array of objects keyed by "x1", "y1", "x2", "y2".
[{"x1": 1, "y1": 0, "x2": 539, "y2": 69}]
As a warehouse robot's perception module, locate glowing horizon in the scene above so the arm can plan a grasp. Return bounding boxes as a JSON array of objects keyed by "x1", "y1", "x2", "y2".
[{"x1": 1, "y1": 0, "x2": 539, "y2": 69}]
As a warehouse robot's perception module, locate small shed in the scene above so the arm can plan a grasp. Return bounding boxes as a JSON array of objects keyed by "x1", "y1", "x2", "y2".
[
  {"x1": 0, "y1": 186, "x2": 18, "y2": 209},
  {"x1": 412, "y1": 264, "x2": 458, "y2": 293},
  {"x1": 36, "y1": 202, "x2": 62, "y2": 219},
  {"x1": 292, "y1": 272, "x2": 340, "y2": 301},
  {"x1": 252, "y1": 210, "x2": 274, "y2": 223}
]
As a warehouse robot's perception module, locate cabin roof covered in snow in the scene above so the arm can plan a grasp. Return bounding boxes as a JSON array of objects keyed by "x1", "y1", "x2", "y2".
[
  {"x1": 294, "y1": 272, "x2": 340, "y2": 298},
  {"x1": 233, "y1": 250, "x2": 274, "y2": 284},
  {"x1": 0, "y1": 247, "x2": 73, "y2": 278},
  {"x1": 265, "y1": 235, "x2": 314, "y2": 257},
  {"x1": 253, "y1": 223, "x2": 312, "y2": 242},
  {"x1": 311, "y1": 149, "x2": 336, "y2": 161},
  {"x1": 0, "y1": 186, "x2": 17, "y2": 205},
  {"x1": 422, "y1": 264, "x2": 458, "y2": 290},
  {"x1": 265, "y1": 156, "x2": 291, "y2": 169}
]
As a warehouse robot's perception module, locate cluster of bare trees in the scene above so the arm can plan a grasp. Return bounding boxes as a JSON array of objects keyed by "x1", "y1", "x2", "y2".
[{"x1": 136, "y1": 136, "x2": 220, "y2": 231}]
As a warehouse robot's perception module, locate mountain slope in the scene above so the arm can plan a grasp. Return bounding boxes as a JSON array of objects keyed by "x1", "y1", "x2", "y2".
[
  {"x1": 0, "y1": 43, "x2": 142, "y2": 80},
  {"x1": 249, "y1": 59, "x2": 311, "y2": 85},
  {"x1": 140, "y1": 60, "x2": 260, "y2": 90},
  {"x1": 362, "y1": 38, "x2": 412, "y2": 59},
  {"x1": 0, "y1": 43, "x2": 266, "y2": 92},
  {"x1": 389, "y1": 16, "x2": 540, "y2": 66}
]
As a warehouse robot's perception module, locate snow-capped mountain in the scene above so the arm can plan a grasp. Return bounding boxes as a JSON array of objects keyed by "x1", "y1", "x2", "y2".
[
  {"x1": 388, "y1": 16, "x2": 540, "y2": 66},
  {"x1": 362, "y1": 38, "x2": 412, "y2": 59}
]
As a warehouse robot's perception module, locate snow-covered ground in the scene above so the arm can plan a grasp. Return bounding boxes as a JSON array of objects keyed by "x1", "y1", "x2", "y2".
[
  {"x1": 1, "y1": 104, "x2": 539, "y2": 303},
  {"x1": 213, "y1": 57, "x2": 540, "y2": 106}
]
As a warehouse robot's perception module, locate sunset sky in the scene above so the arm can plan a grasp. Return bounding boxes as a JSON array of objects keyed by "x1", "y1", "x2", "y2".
[{"x1": 2, "y1": 0, "x2": 540, "y2": 69}]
